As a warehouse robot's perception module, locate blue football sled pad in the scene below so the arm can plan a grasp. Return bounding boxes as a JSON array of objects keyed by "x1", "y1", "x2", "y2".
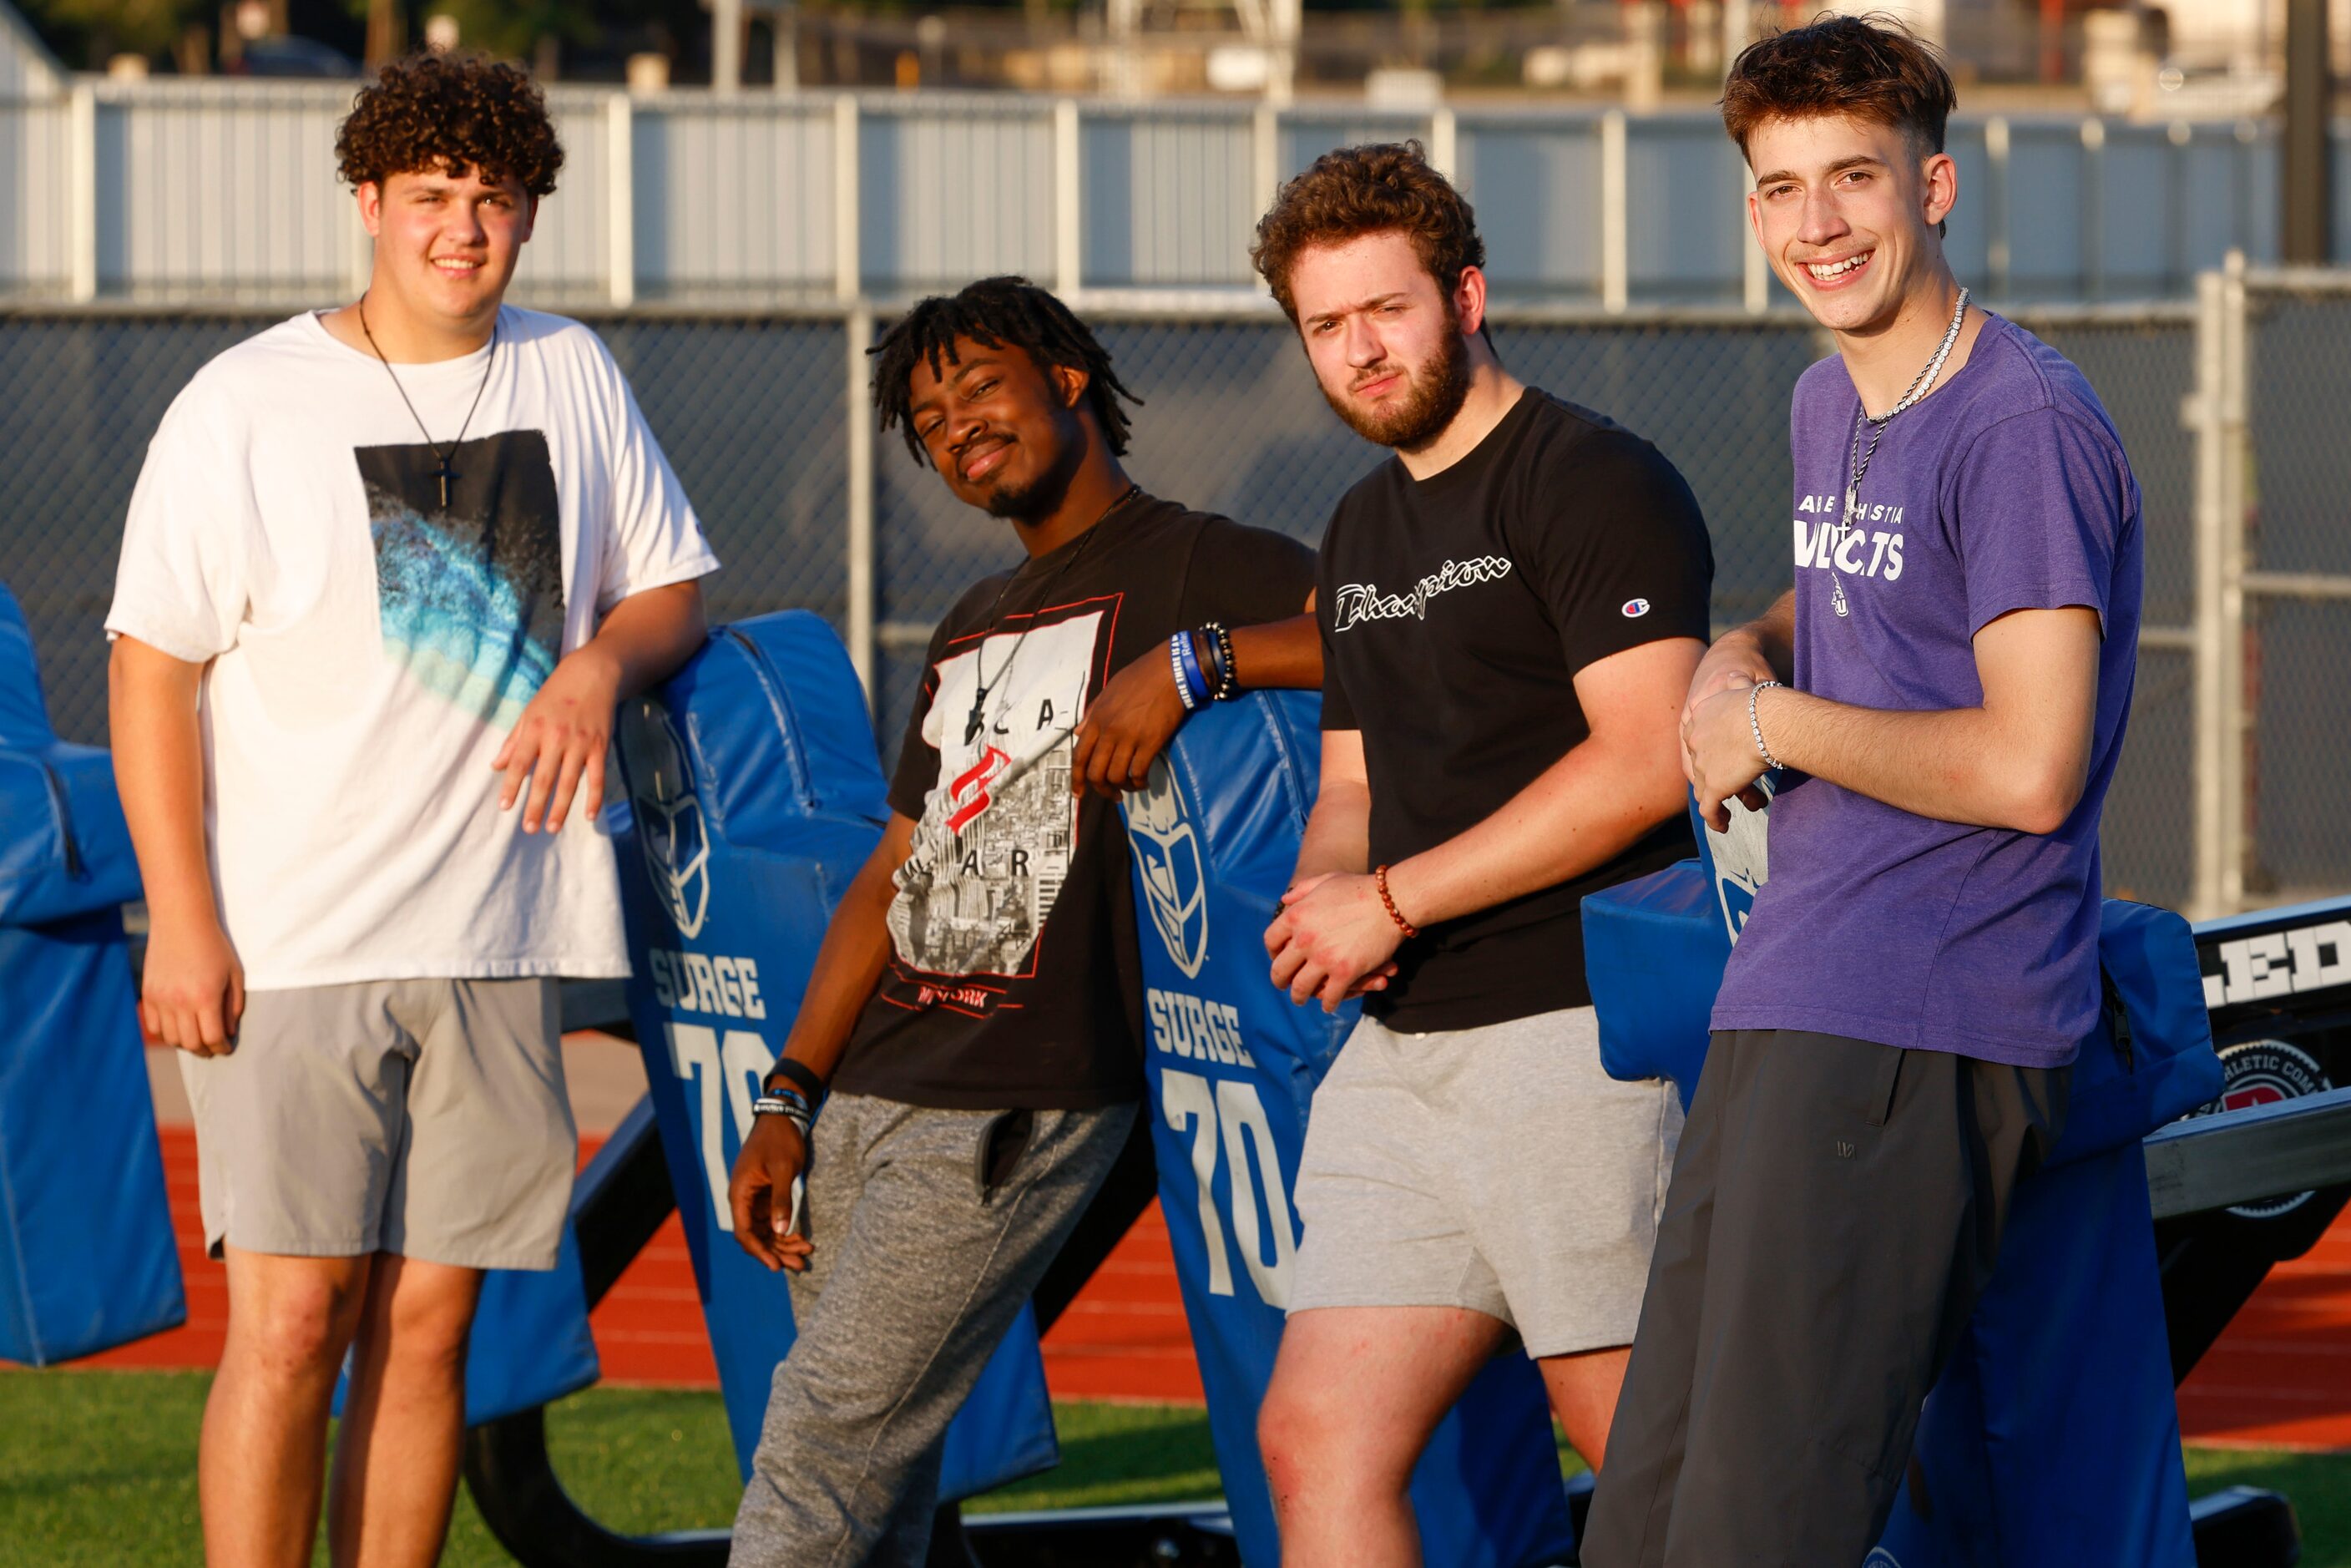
[{"x1": 0, "y1": 580, "x2": 184, "y2": 1366}]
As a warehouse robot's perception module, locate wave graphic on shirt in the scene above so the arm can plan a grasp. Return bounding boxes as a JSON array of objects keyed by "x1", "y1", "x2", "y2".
[{"x1": 358, "y1": 429, "x2": 565, "y2": 730}]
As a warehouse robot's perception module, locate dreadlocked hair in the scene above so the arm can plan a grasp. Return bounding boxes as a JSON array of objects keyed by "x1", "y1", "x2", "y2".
[{"x1": 870, "y1": 276, "x2": 1140, "y2": 465}]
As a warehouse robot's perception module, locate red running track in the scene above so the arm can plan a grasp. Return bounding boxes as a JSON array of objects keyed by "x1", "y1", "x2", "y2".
[{"x1": 72, "y1": 1127, "x2": 2351, "y2": 1448}]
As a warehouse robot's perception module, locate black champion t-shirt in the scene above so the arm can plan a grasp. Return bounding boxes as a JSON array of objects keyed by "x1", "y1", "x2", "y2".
[
  {"x1": 831, "y1": 495, "x2": 1315, "y2": 1110},
  {"x1": 1318, "y1": 388, "x2": 1716, "y2": 1032}
]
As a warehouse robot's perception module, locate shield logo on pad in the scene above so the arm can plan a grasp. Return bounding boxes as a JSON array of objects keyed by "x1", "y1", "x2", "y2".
[
  {"x1": 619, "y1": 696, "x2": 711, "y2": 940},
  {"x1": 1125, "y1": 756, "x2": 1208, "y2": 979}
]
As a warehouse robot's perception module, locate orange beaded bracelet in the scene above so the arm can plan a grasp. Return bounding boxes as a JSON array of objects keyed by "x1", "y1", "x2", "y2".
[{"x1": 1374, "y1": 863, "x2": 1418, "y2": 939}]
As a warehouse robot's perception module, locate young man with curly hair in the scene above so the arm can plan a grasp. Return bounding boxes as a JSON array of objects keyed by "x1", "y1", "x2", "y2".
[
  {"x1": 722, "y1": 276, "x2": 1323, "y2": 1565},
  {"x1": 106, "y1": 53, "x2": 715, "y2": 1566},
  {"x1": 1581, "y1": 18, "x2": 2142, "y2": 1565},
  {"x1": 1247, "y1": 143, "x2": 1714, "y2": 1565}
]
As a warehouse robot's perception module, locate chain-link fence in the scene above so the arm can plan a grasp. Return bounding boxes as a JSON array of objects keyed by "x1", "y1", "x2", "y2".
[
  {"x1": 2221, "y1": 271, "x2": 2351, "y2": 906},
  {"x1": 0, "y1": 294, "x2": 2273, "y2": 917}
]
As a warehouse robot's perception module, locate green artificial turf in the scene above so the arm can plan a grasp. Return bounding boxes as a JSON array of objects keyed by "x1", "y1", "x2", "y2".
[{"x1": 0, "y1": 1368, "x2": 2341, "y2": 1565}]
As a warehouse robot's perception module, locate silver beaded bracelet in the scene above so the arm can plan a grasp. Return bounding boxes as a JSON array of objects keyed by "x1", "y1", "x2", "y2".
[{"x1": 1747, "y1": 680, "x2": 1786, "y2": 771}]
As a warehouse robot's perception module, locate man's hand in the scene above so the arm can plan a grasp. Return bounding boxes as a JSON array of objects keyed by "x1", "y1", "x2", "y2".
[
  {"x1": 141, "y1": 916, "x2": 245, "y2": 1056},
  {"x1": 1683, "y1": 684, "x2": 1771, "y2": 832},
  {"x1": 1267, "y1": 873, "x2": 1404, "y2": 1012},
  {"x1": 1681, "y1": 631, "x2": 1777, "y2": 740},
  {"x1": 1071, "y1": 639, "x2": 1191, "y2": 798},
  {"x1": 495, "y1": 645, "x2": 624, "y2": 834},
  {"x1": 729, "y1": 1115, "x2": 816, "y2": 1273}
]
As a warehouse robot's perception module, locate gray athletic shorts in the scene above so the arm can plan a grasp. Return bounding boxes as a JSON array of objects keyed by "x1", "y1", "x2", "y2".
[
  {"x1": 1289, "y1": 1004, "x2": 1682, "y2": 1358},
  {"x1": 179, "y1": 978, "x2": 574, "y2": 1271}
]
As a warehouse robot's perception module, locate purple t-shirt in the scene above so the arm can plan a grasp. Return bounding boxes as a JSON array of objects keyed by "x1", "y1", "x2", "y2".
[{"x1": 1711, "y1": 314, "x2": 2143, "y2": 1067}]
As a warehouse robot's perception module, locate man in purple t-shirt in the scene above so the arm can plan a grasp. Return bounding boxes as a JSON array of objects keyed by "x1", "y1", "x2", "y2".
[{"x1": 1581, "y1": 18, "x2": 2143, "y2": 1566}]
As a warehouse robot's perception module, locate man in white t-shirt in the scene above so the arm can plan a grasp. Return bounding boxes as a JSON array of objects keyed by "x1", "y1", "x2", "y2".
[{"x1": 106, "y1": 53, "x2": 715, "y2": 1566}]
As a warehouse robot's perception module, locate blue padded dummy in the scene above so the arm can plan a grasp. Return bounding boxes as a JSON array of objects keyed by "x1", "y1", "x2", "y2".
[
  {"x1": 1581, "y1": 792, "x2": 2216, "y2": 1567},
  {"x1": 0, "y1": 582, "x2": 185, "y2": 1363},
  {"x1": 609, "y1": 612, "x2": 1059, "y2": 1495},
  {"x1": 1124, "y1": 693, "x2": 1575, "y2": 1568}
]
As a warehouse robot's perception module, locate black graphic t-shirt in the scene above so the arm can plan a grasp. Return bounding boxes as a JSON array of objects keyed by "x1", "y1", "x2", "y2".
[
  {"x1": 1318, "y1": 388, "x2": 1715, "y2": 1031},
  {"x1": 831, "y1": 495, "x2": 1315, "y2": 1110}
]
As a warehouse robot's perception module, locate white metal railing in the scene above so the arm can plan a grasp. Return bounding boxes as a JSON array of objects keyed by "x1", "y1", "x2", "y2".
[{"x1": 3, "y1": 79, "x2": 2318, "y2": 309}]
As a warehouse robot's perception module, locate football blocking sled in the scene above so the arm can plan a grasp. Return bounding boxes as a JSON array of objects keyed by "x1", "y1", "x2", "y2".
[
  {"x1": 456, "y1": 620, "x2": 2343, "y2": 1565},
  {"x1": 9, "y1": 585, "x2": 2339, "y2": 1560}
]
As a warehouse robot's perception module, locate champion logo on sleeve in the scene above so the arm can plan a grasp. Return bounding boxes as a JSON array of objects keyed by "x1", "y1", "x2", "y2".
[{"x1": 1621, "y1": 598, "x2": 1651, "y2": 618}]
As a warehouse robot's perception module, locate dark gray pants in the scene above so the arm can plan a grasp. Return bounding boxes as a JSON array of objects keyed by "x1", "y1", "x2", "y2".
[
  {"x1": 1580, "y1": 1029, "x2": 2066, "y2": 1568},
  {"x1": 729, "y1": 1093, "x2": 1135, "y2": 1568}
]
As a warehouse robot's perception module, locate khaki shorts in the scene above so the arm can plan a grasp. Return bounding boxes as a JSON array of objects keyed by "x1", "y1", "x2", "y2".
[
  {"x1": 179, "y1": 978, "x2": 574, "y2": 1271},
  {"x1": 1289, "y1": 1004, "x2": 1681, "y2": 1358}
]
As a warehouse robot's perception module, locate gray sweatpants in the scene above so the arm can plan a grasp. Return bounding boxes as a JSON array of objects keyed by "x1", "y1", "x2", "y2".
[
  {"x1": 729, "y1": 1091, "x2": 1135, "y2": 1568},
  {"x1": 1580, "y1": 1028, "x2": 2066, "y2": 1568}
]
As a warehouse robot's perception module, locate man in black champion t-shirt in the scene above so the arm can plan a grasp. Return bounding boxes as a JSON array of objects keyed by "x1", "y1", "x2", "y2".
[
  {"x1": 722, "y1": 278, "x2": 1322, "y2": 1566},
  {"x1": 1251, "y1": 145, "x2": 1716, "y2": 1562}
]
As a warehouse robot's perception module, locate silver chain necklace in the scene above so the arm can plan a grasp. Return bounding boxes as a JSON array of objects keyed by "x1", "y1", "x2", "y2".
[{"x1": 1830, "y1": 286, "x2": 1969, "y2": 618}]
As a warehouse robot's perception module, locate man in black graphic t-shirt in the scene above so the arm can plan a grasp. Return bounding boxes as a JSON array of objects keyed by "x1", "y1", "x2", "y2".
[
  {"x1": 1250, "y1": 145, "x2": 1714, "y2": 1561},
  {"x1": 724, "y1": 277, "x2": 1322, "y2": 1565}
]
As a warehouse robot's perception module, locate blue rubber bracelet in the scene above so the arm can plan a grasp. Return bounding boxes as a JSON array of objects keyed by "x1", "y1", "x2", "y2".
[{"x1": 1171, "y1": 631, "x2": 1207, "y2": 711}]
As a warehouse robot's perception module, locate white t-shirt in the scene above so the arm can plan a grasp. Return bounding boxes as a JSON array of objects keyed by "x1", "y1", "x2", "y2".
[{"x1": 106, "y1": 306, "x2": 719, "y2": 990}]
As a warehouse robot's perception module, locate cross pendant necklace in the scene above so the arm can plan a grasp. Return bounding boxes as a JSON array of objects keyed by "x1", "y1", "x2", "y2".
[{"x1": 358, "y1": 293, "x2": 498, "y2": 516}]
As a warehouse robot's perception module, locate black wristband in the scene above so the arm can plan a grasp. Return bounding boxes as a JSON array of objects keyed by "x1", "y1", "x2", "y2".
[{"x1": 765, "y1": 1055, "x2": 827, "y2": 1105}]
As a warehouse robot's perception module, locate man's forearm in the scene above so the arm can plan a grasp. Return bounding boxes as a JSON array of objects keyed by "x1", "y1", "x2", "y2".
[
  {"x1": 1752, "y1": 686, "x2": 2082, "y2": 833},
  {"x1": 1293, "y1": 782, "x2": 1371, "y2": 885},
  {"x1": 109, "y1": 640, "x2": 220, "y2": 933},
  {"x1": 1386, "y1": 739, "x2": 1685, "y2": 929},
  {"x1": 1223, "y1": 615, "x2": 1321, "y2": 693},
  {"x1": 589, "y1": 579, "x2": 708, "y2": 701}
]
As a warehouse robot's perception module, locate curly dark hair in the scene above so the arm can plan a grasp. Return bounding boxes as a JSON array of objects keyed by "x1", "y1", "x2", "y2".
[
  {"x1": 1722, "y1": 13, "x2": 1957, "y2": 159},
  {"x1": 869, "y1": 276, "x2": 1141, "y2": 465},
  {"x1": 1250, "y1": 141, "x2": 1485, "y2": 324},
  {"x1": 336, "y1": 51, "x2": 564, "y2": 198}
]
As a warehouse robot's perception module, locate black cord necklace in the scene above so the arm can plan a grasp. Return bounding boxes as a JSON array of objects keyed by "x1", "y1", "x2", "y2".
[
  {"x1": 357, "y1": 294, "x2": 499, "y2": 512},
  {"x1": 962, "y1": 481, "x2": 1141, "y2": 748}
]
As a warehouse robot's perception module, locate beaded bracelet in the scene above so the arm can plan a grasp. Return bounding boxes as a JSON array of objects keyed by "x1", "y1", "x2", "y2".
[
  {"x1": 1374, "y1": 863, "x2": 1418, "y2": 939},
  {"x1": 1201, "y1": 621, "x2": 1240, "y2": 701}
]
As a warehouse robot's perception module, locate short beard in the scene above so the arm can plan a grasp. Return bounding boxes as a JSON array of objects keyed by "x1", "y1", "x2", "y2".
[
  {"x1": 1322, "y1": 320, "x2": 1474, "y2": 453},
  {"x1": 983, "y1": 420, "x2": 1087, "y2": 524}
]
